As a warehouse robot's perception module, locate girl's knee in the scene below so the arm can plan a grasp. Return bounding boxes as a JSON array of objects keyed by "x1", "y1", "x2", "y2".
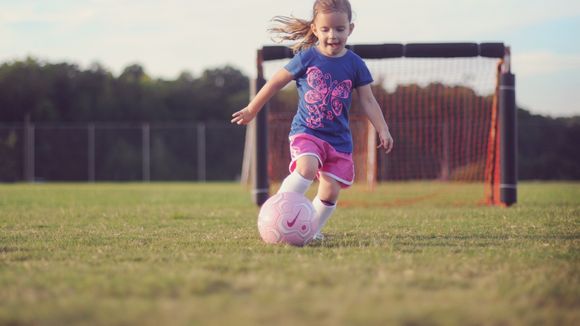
[{"x1": 295, "y1": 156, "x2": 319, "y2": 180}]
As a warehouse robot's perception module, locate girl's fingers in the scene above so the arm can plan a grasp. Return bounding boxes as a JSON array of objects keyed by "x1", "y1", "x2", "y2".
[
  {"x1": 231, "y1": 110, "x2": 245, "y2": 124},
  {"x1": 377, "y1": 138, "x2": 393, "y2": 153}
]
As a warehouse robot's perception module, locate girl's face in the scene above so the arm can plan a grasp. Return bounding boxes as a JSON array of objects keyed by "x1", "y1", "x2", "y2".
[{"x1": 311, "y1": 11, "x2": 354, "y2": 57}]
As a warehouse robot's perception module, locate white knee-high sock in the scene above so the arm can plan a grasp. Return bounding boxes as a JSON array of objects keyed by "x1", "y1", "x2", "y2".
[
  {"x1": 312, "y1": 196, "x2": 336, "y2": 234},
  {"x1": 277, "y1": 171, "x2": 313, "y2": 194}
]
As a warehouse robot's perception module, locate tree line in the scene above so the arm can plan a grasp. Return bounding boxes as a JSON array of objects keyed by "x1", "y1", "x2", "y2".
[
  {"x1": 0, "y1": 58, "x2": 248, "y2": 123},
  {"x1": 0, "y1": 58, "x2": 578, "y2": 180}
]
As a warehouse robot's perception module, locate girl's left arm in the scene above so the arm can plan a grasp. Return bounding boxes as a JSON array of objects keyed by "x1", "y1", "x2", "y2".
[{"x1": 356, "y1": 84, "x2": 394, "y2": 153}]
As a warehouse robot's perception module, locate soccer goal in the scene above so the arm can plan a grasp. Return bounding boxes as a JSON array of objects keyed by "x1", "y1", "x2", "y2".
[{"x1": 243, "y1": 43, "x2": 516, "y2": 207}]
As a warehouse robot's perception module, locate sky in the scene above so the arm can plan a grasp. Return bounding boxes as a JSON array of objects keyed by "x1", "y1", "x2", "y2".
[{"x1": 1, "y1": 0, "x2": 580, "y2": 117}]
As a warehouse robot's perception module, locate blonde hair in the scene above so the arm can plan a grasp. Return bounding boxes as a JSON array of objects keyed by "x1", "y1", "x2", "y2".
[{"x1": 269, "y1": 0, "x2": 353, "y2": 53}]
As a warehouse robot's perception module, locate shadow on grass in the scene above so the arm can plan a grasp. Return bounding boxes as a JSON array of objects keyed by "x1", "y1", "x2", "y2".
[{"x1": 308, "y1": 232, "x2": 577, "y2": 249}]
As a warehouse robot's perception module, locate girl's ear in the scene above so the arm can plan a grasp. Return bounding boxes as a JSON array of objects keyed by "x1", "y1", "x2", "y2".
[
  {"x1": 349, "y1": 23, "x2": 355, "y2": 36},
  {"x1": 311, "y1": 23, "x2": 318, "y2": 37}
]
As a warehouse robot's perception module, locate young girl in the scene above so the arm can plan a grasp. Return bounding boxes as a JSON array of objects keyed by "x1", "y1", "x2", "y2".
[{"x1": 231, "y1": 0, "x2": 393, "y2": 240}]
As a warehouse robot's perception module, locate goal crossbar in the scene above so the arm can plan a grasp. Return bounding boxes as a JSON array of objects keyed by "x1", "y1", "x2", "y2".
[{"x1": 261, "y1": 43, "x2": 505, "y2": 61}]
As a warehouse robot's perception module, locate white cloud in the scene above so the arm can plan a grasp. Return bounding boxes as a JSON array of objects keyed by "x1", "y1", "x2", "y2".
[
  {"x1": 351, "y1": 0, "x2": 580, "y2": 42},
  {"x1": 514, "y1": 51, "x2": 580, "y2": 76},
  {"x1": 0, "y1": 2, "x2": 93, "y2": 27}
]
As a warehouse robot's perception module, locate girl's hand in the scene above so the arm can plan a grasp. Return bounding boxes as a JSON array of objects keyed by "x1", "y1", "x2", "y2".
[
  {"x1": 230, "y1": 69, "x2": 293, "y2": 126},
  {"x1": 378, "y1": 129, "x2": 394, "y2": 154},
  {"x1": 231, "y1": 107, "x2": 256, "y2": 125}
]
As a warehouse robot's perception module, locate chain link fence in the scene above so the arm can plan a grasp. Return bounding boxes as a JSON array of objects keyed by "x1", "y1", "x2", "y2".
[{"x1": 0, "y1": 122, "x2": 245, "y2": 182}]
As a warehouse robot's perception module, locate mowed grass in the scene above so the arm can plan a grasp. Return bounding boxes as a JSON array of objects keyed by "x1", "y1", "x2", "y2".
[{"x1": 0, "y1": 182, "x2": 578, "y2": 325}]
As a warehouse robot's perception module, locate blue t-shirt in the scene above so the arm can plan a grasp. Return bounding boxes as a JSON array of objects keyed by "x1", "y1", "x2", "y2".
[{"x1": 284, "y1": 47, "x2": 373, "y2": 153}]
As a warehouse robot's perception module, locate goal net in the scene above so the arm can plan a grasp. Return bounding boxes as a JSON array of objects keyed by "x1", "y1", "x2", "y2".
[{"x1": 247, "y1": 43, "x2": 516, "y2": 206}]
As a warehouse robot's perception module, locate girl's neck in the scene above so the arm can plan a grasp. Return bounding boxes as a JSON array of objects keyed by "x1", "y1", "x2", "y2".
[{"x1": 315, "y1": 44, "x2": 348, "y2": 58}]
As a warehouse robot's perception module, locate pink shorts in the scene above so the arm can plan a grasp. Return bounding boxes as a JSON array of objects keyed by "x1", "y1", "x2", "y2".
[{"x1": 288, "y1": 133, "x2": 354, "y2": 188}]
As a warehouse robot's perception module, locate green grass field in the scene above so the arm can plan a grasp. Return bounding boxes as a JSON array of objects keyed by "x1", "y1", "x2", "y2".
[{"x1": 1, "y1": 182, "x2": 578, "y2": 325}]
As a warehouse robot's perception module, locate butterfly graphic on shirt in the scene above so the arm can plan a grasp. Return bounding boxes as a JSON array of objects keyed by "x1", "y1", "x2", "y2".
[{"x1": 303, "y1": 66, "x2": 352, "y2": 129}]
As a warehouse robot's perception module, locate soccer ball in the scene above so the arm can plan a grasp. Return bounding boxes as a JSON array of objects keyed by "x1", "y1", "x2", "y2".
[{"x1": 257, "y1": 192, "x2": 317, "y2": 246}]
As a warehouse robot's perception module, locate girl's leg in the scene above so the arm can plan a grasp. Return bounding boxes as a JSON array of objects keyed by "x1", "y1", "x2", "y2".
[
  {"x1": 277, "y1": 155, "x2": 319, "y2": 194},
  {"x1": 312, "y1": 173, "x2": 341, "y2": 238}
]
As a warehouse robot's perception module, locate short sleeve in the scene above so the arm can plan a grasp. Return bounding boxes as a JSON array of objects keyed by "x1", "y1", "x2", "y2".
[
  {"x1": 354, "y1": 57, "x2": 373, "y2": 88},
  {"x1": 284, "y1": 51, "x2": 306, "y2": 79}
]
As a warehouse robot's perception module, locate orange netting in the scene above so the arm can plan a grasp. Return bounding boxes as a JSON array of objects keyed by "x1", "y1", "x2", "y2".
[{"x1": 263, "y1": 56, "x2": 501, "y2": 204}]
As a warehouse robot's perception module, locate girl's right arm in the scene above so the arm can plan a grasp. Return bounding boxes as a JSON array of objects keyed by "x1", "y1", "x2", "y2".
[{"x1": 231, "y1": 68, "x2": 294, "y2": 125}]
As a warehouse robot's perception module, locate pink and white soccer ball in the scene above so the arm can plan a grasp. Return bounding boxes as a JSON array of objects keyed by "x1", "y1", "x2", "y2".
[{"x1": 257, "y1": 192, "x2": 318, "y2": 246}]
